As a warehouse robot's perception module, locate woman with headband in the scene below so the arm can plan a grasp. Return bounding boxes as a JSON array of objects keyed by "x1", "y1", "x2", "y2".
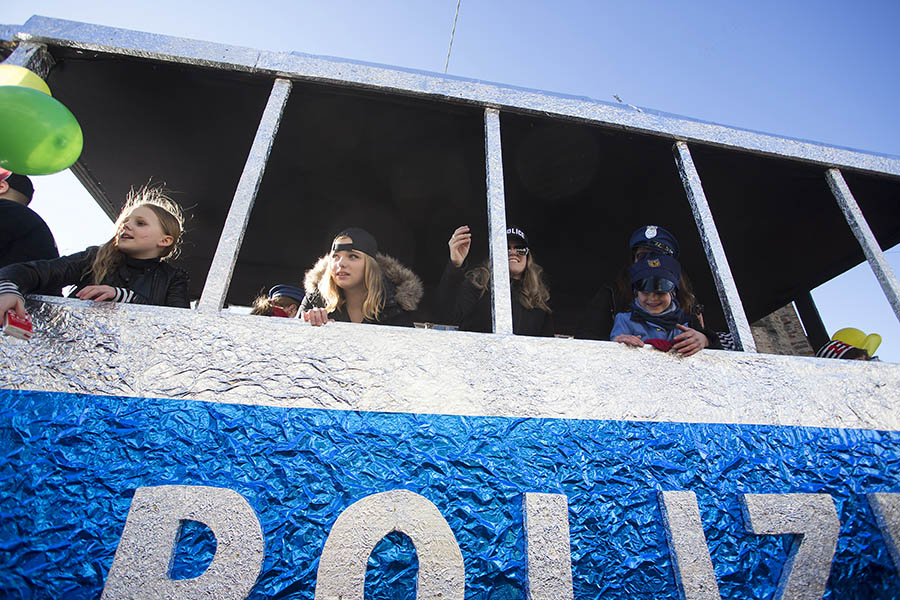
[{"x1": 300, "y1": 227, "x2": 423, "y2": 327}]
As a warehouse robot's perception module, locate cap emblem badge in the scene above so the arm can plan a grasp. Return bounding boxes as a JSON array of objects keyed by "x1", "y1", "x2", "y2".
[{"x1": 645, "y1": 225, "x2": 658, "y2": 239}]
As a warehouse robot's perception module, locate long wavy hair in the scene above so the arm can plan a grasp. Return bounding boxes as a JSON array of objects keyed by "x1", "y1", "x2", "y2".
[
  {"x1": 88, "y1": 185, "x2": 184, "y2": 285},
  {"x1": 319, "y1": 244, "x2": 386, "y2": 322},
  {"x1": 467, "y1": 253, "x2": 551, "y2": 313}
]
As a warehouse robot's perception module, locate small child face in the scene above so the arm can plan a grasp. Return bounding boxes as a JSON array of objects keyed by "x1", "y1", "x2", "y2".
[
  {"x1": 116, "y1": 205, "x2": 173, "y2": 259},
  {"x1": 274, "y1": 300, "x2": 299, "y2": 318},
  {"x1": 637, "y1": 290, "x2": 672, "y2": 314}
]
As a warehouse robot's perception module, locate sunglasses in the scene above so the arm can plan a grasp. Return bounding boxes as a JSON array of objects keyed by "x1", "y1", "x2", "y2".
[
  {"x1": 635, "y1": 277, "x2": 676, "y2": 293},
  {"x1": 508, "y1": 246, "x2": 529, "y2": 256}
]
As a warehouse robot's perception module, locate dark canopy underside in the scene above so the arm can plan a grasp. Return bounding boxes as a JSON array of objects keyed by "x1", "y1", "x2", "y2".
[{"x1": 43, "y1": 48, "x2": 900, "y2": 333}]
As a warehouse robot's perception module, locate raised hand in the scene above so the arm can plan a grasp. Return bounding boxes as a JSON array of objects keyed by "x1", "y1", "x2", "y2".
[{"x1": 448, "y1": 225, "x2": 472, "y2": 267}]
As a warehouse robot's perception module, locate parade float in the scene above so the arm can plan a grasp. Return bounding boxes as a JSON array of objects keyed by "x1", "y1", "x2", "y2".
[{"x1": 1, "y1": 15, "x2": 900, "y2": 599}]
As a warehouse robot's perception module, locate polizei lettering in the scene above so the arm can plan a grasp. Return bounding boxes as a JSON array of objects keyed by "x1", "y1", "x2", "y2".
[{"x1": 99, "y1": 486, "x2": 900, "y2": 599}]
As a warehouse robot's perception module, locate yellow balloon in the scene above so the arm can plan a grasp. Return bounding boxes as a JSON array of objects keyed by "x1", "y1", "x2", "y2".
[
  {"x1": 0, "y1": 65, "x2": 52, "y2": 96},
  {"x1": 832, "y1": 327, "x2": 882, "y2": 356}
]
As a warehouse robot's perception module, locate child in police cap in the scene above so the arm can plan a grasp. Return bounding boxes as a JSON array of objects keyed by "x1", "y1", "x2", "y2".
[
  {"x1": 250, "y1": 284, "x2": 305, "y2": 318},
  {"x1": 610, "y1": 254, "x2": 719, "y2": 356}
]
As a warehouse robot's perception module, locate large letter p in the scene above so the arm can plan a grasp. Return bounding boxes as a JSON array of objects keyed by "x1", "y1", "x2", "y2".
[{"x1": 101, "y1": 485, "x2": 264, "y2": 600}]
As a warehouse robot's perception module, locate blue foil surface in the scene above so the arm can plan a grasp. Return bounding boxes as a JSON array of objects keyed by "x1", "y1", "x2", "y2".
[{"x1": 0, "y1": 389, "x2": 898, "y2": 599}]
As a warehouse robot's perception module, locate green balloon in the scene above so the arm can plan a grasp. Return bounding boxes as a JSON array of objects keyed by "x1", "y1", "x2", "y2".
[{"x1": 0, "y1": 85, "x2": 83, "y2": 175}]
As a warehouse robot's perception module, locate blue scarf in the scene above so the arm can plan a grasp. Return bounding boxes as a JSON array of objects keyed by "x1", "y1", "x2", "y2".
[{"x1": 628, "y1": 298, "x2": 688, "y2": 332}]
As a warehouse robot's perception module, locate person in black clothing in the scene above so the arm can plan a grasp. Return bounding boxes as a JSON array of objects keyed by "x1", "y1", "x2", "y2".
[
  {"x1": 437, "y1": 225, "x2": 553, "y2": 336},
  {"x1": 300, "y1": 227, "x2": 423, "y2": 327},
  {"x1": 0, "y1": 185, "x2": 189, "y2": 319},
  {"x1": 0, "y1": 174, "x2": 61, "y2": 296}
]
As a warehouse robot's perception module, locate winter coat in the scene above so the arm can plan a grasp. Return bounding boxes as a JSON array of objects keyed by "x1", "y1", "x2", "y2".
[
  {"x1": 0, "y1": 246, "x2": 190, "y2": 308},
  {"x1": 610, "y1": 304, "x2": 722, "y2": 349},
  {"x1": 575, "y1": 284, "x2": 624, "y2": 341},
  {"x1": 0, "y1": 198, "x2": 60, "y2": 295},
  {"x1": 437, "y1": 260, "x2": 554, "y2": 337},
  {"x1": 300, "y1": 253, "x2": 423, "y2": 327}
]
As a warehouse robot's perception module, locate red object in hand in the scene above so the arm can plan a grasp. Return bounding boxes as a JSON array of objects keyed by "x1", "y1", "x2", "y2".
[
  {"x1": 645, "y1": 338, "x2": 673, "y2": 352},
  {"x1": 3, "y1": 310, "x2": 33, "y2": 341}
]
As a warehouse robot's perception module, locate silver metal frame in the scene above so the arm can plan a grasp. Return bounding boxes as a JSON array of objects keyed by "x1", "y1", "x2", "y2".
[
  {"x1": 3, "y1": 41, "x2": 55, "y2": 78},
  {"x1": 4, "y1": 16, "x2": 900, "y2": 337},
  {"x1": 674, "y1": 141, "x2": 757, "y2": 351},
  {"x1": 826, "y1": 169, "x2": 900, "y2": 323},
  {"x1": 10, "y1": 16, "x2": 900, "y2": 176},
  {"x1": 197, "y1": 78, "x2": 292, "y2": 313},
  {"x1": 484, "y1": 108, "x2": 513, "y2": 334}
]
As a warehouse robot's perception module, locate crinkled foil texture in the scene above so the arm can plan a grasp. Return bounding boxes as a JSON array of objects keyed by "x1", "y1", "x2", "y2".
[{"x1": 1, "y1": 389, "x2": 898, "y2": 599}]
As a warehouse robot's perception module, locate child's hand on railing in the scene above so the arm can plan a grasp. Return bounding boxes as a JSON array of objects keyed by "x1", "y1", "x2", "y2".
[
  {"x1": 613, "y1": 333, "x2": 644, "y2": 348},
  {"x1": 673, "y1": 324, "x2": 709, "y2": 357}
]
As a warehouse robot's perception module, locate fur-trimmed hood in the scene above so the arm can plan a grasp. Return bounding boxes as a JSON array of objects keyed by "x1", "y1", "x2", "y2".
[{"x1": 303, "y1": 252, "x2": 424, "y2": 312}]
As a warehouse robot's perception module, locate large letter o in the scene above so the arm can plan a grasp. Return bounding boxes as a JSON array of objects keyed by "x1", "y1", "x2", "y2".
[{"x1": 315, "y1": 490, "x2": 465, "y2": 600}]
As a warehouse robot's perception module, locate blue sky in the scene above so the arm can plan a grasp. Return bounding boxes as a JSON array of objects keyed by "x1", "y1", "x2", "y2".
[{"x1": 5, "y1": 1, "x2": 900, "y2": 360}]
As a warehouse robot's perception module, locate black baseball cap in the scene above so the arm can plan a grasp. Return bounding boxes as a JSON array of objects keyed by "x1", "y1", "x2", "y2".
[
  {"x1": 332, "y1": 227, "x2": 378, "y2": 257},
  {"x1": 507, "y1": 226, "x2": 528, "y2": 246},
  {"x1": 5, "y1": 174, "x2": 34, "y2": 201}
]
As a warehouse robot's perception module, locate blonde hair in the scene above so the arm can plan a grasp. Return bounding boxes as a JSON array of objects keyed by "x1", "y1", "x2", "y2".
[
  {"x1": 319, "y1": 241, "x2": 386, "y2": 322},
  {"x1": 89, "y1": 185, "x2": 184, "y2": 284},
  {"x1": 467, "y1": 253, "x2": 551, "y2": 313}
]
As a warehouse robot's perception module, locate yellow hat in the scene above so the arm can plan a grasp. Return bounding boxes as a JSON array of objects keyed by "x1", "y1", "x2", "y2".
[{"x1": 832, "y1": 328, "x2": 882, "y2": 356}]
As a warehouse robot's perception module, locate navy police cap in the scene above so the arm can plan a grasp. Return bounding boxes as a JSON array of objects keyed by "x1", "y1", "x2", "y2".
[
  {"x1": 628, "y1": 254, "x2": 681, "y2": 292},
  {"x1": 268, "y1": 284, "x2": 305, "y2": 304},
  {"x1": 629, "y1": 225, "x2": 679, "y2": 258}
]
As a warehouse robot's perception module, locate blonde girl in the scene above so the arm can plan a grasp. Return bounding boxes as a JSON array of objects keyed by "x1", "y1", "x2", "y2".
[
  {"x1": 300, "y1": 227, "x2": 423, "y2": 327},
  {"x1": 0, "y1": 185, "x2": 189, "y2": 319}
]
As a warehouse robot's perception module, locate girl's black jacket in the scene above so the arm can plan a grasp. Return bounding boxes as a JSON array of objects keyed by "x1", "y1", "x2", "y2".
[
  {"x1": 0, "y1": 246, "x2": 190, "y2": 308},
  {"x1": 300, "y1": 253, "x2": 424, "y2": 327},
  {"x1": 437, "y1": 260, "x2": 554, "y2": 337}
]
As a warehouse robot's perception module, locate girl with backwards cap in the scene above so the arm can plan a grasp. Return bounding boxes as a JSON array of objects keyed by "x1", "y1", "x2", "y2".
[
  {"x1": 611, "y1": 254, "x2": 719, "y2": 356},
  {"x1": 437, "y1": 225, "x2": 553, "y2": 336},
  {"x1": 300, "y1": 227, "x2": 423, "y2": 327},
  {"x1": 576, "y1": 225, "x2": 702, "y2": 342}
]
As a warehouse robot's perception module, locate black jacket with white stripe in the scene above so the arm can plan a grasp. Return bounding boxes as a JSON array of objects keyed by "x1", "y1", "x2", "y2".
[{"x1": 0, "y1": 246, "x2": 190, "y2": 308}]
